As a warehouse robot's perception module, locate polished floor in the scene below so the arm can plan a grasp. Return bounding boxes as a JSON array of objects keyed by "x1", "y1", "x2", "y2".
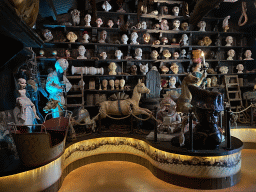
[{"x1": 59, "y1": 149, "x2": 256, "y2": 192}]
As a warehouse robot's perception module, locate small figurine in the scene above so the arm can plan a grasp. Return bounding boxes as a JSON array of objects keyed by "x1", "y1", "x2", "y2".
[
  {"x1": 169, "y1": 76, "x2": 176, "y2": 88},
  {"x1": 244, "y1": 50, "x2": 254, "y2": 60},
  {"x1": 223, "y1": 15, "x2": 231, "y2": 32},
  {"x1": 173, "y1": 20, "x2": 180, "y2": 30},
  {"x1": 211, "y1": 76, "x2": 218, "y2": 87},
  {"x1": 143, "y1": 33, "x2": 150, "y2": 44},
  {"x1": 163, "y1": 49, "x2": 171, "y2": 59},
  {"x1": 203, "y1": 36, "x2": 212, "y2": 46},
  {"x1": 197, "y1": 21, "x2": 206, "y2": 31},
  {"x1": 81, "y1": 31, "x2": 90, "y2": 43},
  {"x1": 162, "y1": 6, "x2": 168, "y2": 14},
  {"x1": 153, "y1": 40, "x2": 160, "y2": 45},
  {"x1": 42, "y1": 29, "x2": 53, "y2": 42},
  {"x1": 227, "y1": 49, "x2": 235, "y2": 60},
  {"x1": 225, "y1": 36, "x2": 233, "y2": 46},
  {"x1": 181, "y1": 22, "x2": 189, "y2": 31},
  {"x1": 219, "y1": 66, "x2": 229, "y2": 74},
  {"x1": 161, "y1": 65, "x2": 169, "y2": 74},
  {"x1": 198, "y1": 40, "x2": 204, "y2": 46},
  {"x1": 39, "y1": 50, "x2": 45, "y2": 57},
  {"x1": 171, "y1": 38, "x2": 178, "y2": 45},
  {"x1": 173, "y1": 52, "x2": 179, "y2": 59},
  {"x1": 114, "y1": 79, "x2": 120, "y2": 90},
  {"x1": 130, "y1": 32, "x2": 139, "y2": 45},
  {"x1": 141, "y1": 21, "x2": 147, "y2": 29},
  {"x1": 206, "y1": 78, "x2": 211, "y2": 87},
  {"x1": 107, "y1": 20, "x2": 114, "y2": 28},
  {"x1": 120, "y1": 79, "x2": 125, "y2": 90},
  {"x1": 135, "y1": 48, "x2": 142, "y2": 60},
  {"x1": 172, "y1": 6, "x2": 179, "y2": 16},
  {"x1": 153, "y1": 24, "x2": 160, "y2": 30},
  {"x1": 180, "y1": 49, "x2": 186, "y2": 58},
  {"x1": 96, "y1": 18, "x2": 103, "y2": 27},
  {"x1": 136, "y1": 22, "x2": 142, "y2": 29},
  {"x1": 67, "y1": 31, "x2": 77, "y2": 42},
  {"x1": 170, "y1": 63, "x2": 179, "y2": 74},
  {"x1": 77, "y1": 45, "x2": 87, "y2": 59},
  {"x1": 100, "y1": 52, "x2": 107, "y2": 60},
  {"x1": 161, "y1": 37, "x2": 168, "y2": 45},
  {"x1": 71, "y1": 9, "x2": 80, "y2": 26},
  {"x1": 161, "y1": 19, "x2": 169, "y2": 30},
  {"x1": 151, "y1": 50, "x2": 159, "y2": 60},
  {"x1": 121, "y1": 34, "x2": 129, "y2": 44},
  {"x1": 236, "y1": 64, "x2": 244, "y2": 73},
  {"x1": 161, "y1": 79, "x2": 168, "y2": 88},
  {"x1": 116, "y1": 19, "x2": 121, "y2": 28},
  {"x1": 51, "y1": 50, "x2": 58, "y2": 58},
  {"x1": 65, "y1": 50, "x2": 72, "y2": 59},
  {"x1": 115, "y1": 50, "x2": 123, "y2": 60},
  {"x1": 84, "y1": 14, "x2": 91, "y2": 27},
  {"x1": 102, "y1": 1, "x2": 112, "y2": 12},
  {"x1": 130, "y1": 64, "x2": 137, "y2": 75},
  {"x1": 102, "y1": 79, "x2": 108, "y2": 90},
  {"x1": 108, "y1": 62, "x2": 117, "y2": 75},
  {"x1": 180, "y1": 34, "x2": 188, "y2": 46},
  {"x1": 139, "y1": 63, "x2": 149, "y2": 75},
  {"x1": 99, "y1": 30, "x2": 107, "y2": 43}
]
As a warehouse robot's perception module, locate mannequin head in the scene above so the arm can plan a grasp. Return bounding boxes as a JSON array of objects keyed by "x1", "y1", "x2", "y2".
[
  {"x1": 170, "y1": 63, "x2": 179, "y2": 74},
  {"x1": 225, "y1": 36, "x2": 233, "y2": 46},
  {"x1": 172, "y1": 6, "x2": 179, "y2": 16},
  {"x1": 169, "y1": 76, "x2": 176, "y2": 88},
  {"x1": 206, "y1": 78, "x2": 211, "y2": 87},
  {"x1": 130, "y1": 65, "x2": 137, "y2": 75},
  {"x1": 236, "y1": 64, "x2": 244, "y2": 73},
  {"x1": 173, "y1": 20, "x2": 180, "y2": 30},
  {"x1": 18, "y1": 78, "x2": 27, "y2": 90},
  {"x1": 121, "y1": 34, "x2": 129, "y2": 44},
  {"x1": 115, "y1": 50, "x2": 123, "y2": 59},
  {"x1": 181, "y1": 22, "x2": 189, "y2": 31},
  {"x1": 114, "y1": 79, "x2": 120, "y2": 89},
  {"x1": 120, "y1": 79, "x2": 125, "y2": 89},
  {"x1": 78, "y1": 45, "x2": 86, "y2": 56},
  {"x1": 197, "y1": 21, "x2": 206, "y2": 31},
  {"x1": 109, "y1": 79, "x2": 115, "y2": 90}
]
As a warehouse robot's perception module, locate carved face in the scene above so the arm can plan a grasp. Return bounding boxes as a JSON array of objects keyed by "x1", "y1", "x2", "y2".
[
  {"x1": 96, "y1": 18, "x2": 103, "y2": 27},
  {"x1": 102, "y1": 79, "x2": 108, "y2": 87},
  {"x1": 135, "y1": 48, "x2": 142, "y2": 57},
  {"x1": 43, "y1": 29, "x2": 53, "y2": 41},
  {"x1": 163, "y1": 49, "x2": 171, "y2": 58},
  {"x1": 121, "y1": 34, "x2": 128, "y2": 43},
  {"x1": 115, "y1": 50, "x2": 123, "y2": 58},
  {"x1": 67, "y1": 32, "x2": 77, "y2": 42},
  {"x1": 139, "y1": 63, "x2": 148, "y2": 73},
  {"x1": 169, "y1": 77, "x2": 176, "y2": 86},
  {"x1": 228, "y1": 49, "x2": 235, "y2": 57},
  {"x1": 109, "y1": 79, "x2": 114, "y2": 87},
  {"x1": 114, "y1": 79, "x2": 120, "y2": 87},
  {"x1": 163, "y1": 6, "x2": 168, "y2": 14},
  {"x1": 245, "y1": 50, "x2": 252, "y2": 58},
  {"x1": 56, "y1": 59, "x2": 69, "y2": 73},
  {"x1": 173, "y1": 52, "x2": 179, "y2": 59},
  {"x1": 107, "y1": 20, "x2": 114, "y2": 27},
  {"x1": 109, "y1": 62, "x2": 117, "y2": 70},
  {"x1": 120, "y1": 79, "x2": 125, "y2": 87},
  {"x1": 181, "y1": 22, "x2": 189, "y2": 31},
  {"x1": 182, "y1": 34, "x2": 188, "y2": 41},
  {"x1": 161, "y1": 37, "x2": 168, "y2": 44},
  {"x1": 236, "y1": 64, "x2": 244, "y2": 71},
  {"x1": 83, "y1": 33, "x2": 89, "y2": 40},
  {"x1": 18, "y1": 78, "x2": 26, "y2": 89},
  {"x1": 78, "y1": 46, "x2": 86, "y2": 56},
  {"x1": 172, "y1": 6, "x2": 179, "y2": 14},
  {"x1": 131, "y1": 32, "x2": 138, "y2": 40},
  {"x1": 141, "y1": 21, "x2": 147, "y2": 29},
  {"x1": 85, "y1": 14, "x2": 91, "y2": 22},
  {"x1": 198, "y1": 21, "x2": 206, "y2": 28},
  {"x1": 151, "y1": 50, "x2": 159, "y2": 59},
  {"x1": 170, "y1": 63, "x2": 179, "y2": 74},
  {"x1": 130, "y1": 65, "x2": 137, "y2": 74},
  {"x1": 226, "y1": 36, "x2": 233, "y2": 44},
  {"x1": 100, "y1": 52, "x2": 107, "y2": 59},
  {"x1": 143, "y1": 33, "x2": 150, "y2": 43},
  {"x1": 173, "y1": 20, "x2": 180, "y2": 28},
  {"x1": 181, "y1": 49, "x2": 186, "y2": 55},
  {"x1": 100, "y1": 30, "x2": 107, "y2": 40}
]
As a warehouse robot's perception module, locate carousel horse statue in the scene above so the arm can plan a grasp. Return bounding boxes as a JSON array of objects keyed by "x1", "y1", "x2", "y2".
[
  {"x1": 99, "y1": 79, "x2": 152, "y2": 119},
  {"x1": 43, "y1": 99, "x2": 64, "y2": 118}
]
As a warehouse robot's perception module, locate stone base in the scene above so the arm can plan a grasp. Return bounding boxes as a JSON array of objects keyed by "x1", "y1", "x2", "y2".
[{"x1": 146, "y1": 131, "x2": 180, "y2": 141}]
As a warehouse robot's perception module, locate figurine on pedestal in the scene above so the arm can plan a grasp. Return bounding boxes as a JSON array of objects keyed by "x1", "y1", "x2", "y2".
[
  {"x1": 180, "y1": 34, "x2": 188, "y2": 46},
  {"x1": 139, "y1": 63, "x2": 149, "y2": 75},
  {"x1": 71, "y1": 9, "x2": 80, "y2": 26},
  {"x1": 102, "y1": 79, "x2": 108, "y2": 90},
  {"x1": 81, "y1": 31, "x2": 90, "y2": 43},
  {"x1": 135, "y1": 48, "x2": 142, "y2": 60},
  {"x1": 172, "y1": 20, "x2": 180, "y2": 30},
  {"x1": 236, "y1": 64, "x2": 244, "y2": 73},
  {"x1": 107, "y1": 20, "x2": 114, "y2": 28},
  {"x1": 151, "y1": 50, "x2": 159, "y2": 60},
  {"x1": 225, "y1": 36, "x2": 233, "y2": 46},
  {"x1": 172, "y1": 6, "x2": 179, "y2": 16},
  {"x1": 143, "y1": 33, "x2": 150, "y2": 44},
  {"x1": 161, "y1": 19, "x2": 169, "y2": 30},
  {"x1": 77, "y1": 45, "x2": 87, "y2": 59},
  {"x1": 120, "y1": 79, "x2": 125, "y2": 90},
  {"x1": 227, "y1": 49, "x2": 235, "y2": 60},
  {"x1": 130, "y1": 65, "x2": 137, "y2": 75},
  {"x1": 16, "y1": 78, "x2": 40, "y2": 132},
  {"x1": 108, "y1": 62, "x2": 117, "y2": 75},
  {"x1": 121, "y1": 34, "x2": 129, "y2": 44},
  {"x1": 115, "y1": 50, "x2": 123, "y2": 60},
  {"x1": 130, "y1": 32, "x2": 139, "y2": 45},
  {"x1": 100, "y1": 52, "x2": 107, "y2": 60},
  {"x1": 180, "y1": 49, "x2": 186, "y2": 58},
  {"x1": 102, "y1": 1, "x2": 112, "y2": 12},
  {"x1": 181, "y1": 22, "x2": 189, "y2": 31},
  {"x1": 42, "y1": 29, "x2": 53, "y2": 42},
  {"x1": 109, "y1": 79, "x2": 115, "y2": 90},
  {"x1": 197, "y1": 21, "x2": 206, "y2": 31},
  {"x1": 163, "y1": 49, "x2": 171, "y2": 59},
  {"x1": 67, "y1": 32, "x2": 77, "y2": 42},
  {"x1": 84, "y1": 14, "x2": 91, "y2": 27},
  {"x1": 244, "y1": 50, "x2": 254, "y2": 60},
  {"x1": 223, "y1": 15, "x2": 230, "y2": 32},
  {"x1": 96, "y1": 18, "x2": 103, "y2": 27},
  {"x1": 169, "y1": 76, "x2": 176, "y2": 88},
  {"x1": 99, "y1": 30, "x2": 107, "y2": 43}
]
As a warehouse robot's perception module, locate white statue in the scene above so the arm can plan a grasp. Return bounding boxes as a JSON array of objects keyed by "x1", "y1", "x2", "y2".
[
  {"x1": 151, "y1": 50, "x2": 159, "y2": 60},
  {"x1": 108, "y1": 62, "x2": 117, "y2": 75},
  {"x1": 66, "y1": 32, "x2": 77, "y2": 42},
  {"x1": 107, "y1": 20, "x2": 114, "y2": 28},
  {"x1": 173, "y1": 20, "x2": 180, "y2": 30},
  {"x1": 161, "y1": 19, "x2": 169, "y2": 30},
  {"x1": 130, "y1": 32, "x2": 139, "y2": 45},
  {"x1": 121, "y1": 34, "x2": 129, "y2": 44},
  {"x1": 223, "y1": 15, "x2": 230, "y2": 32},
  {"x1": 96, "y1": 18, "x2": 103, "y2": 27},
  {"x1": 180, "y1": 49, "x2": 186, "y2": 58},
  {"x1": 225, "y1": 36, "x2": 233, "y2": 46},
  {"x1": 172, "y1": 6, "x2": 179, "y2": 16},
  {"x1": 71, "y1": 9, "x2": 80, "y2": 26},
  {"x1": 244, "y1": 50, "x2": 254, "y2": 60},
  {"x1": 115, "y1": 50, "x2": 123, "y2": 60},
  {"x1": 227, "y1": 49, "x2": 235, "y2": 60},
  {"x1": 141, "y1": 21, "x2": 147, "y2": 29},
  {"x1": 120, "y1": 79, "x2": 125, "y2": 90},
  {"x1": 77, "y1": 45, "x2": 87, "y2": 59},
  {"x1": 99, "y1": 30, "x2": 107, "y2": 43},
  {"x1": 169, "y1": 76, "x2": 176, "y2": 88},
  {"x1": 180, "y1": 34, "x2": 188, "y2": 46},
  {"x1": 219, "y1": 66, "x2": 229, "y2": 74},
  {"x1": 100, "y1": 52, "x2": 107, "y2": 60},
  {"x1": 197, "y1": 21, "x2": 206, "y2": 31},
  {"x1": 236, "y1": 64, "x2": 244, "y2": 73},
  {"x1": 84, "y1": 14, "x2": 91, "y2": 27},
  {"x1": 135, "y1": 48, "x2": 142, "y2": 60},
  {"x1": 139, "y1": 63, "x2": 149, "y2": 75},
  {"x1": 102, "y1": 1, "x2": 112, "y2": 12},
  {"x1": 81, "y1": 32, "x2": 90, "y2": 43}
]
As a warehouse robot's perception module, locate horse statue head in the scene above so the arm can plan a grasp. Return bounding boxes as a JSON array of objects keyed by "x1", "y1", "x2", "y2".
[
  {"x1": 135, "y1": 79, "x2": 150, "y2": 95},
  {"x1": 43, "y1": 99, "x2": 63, "y2": 113}
]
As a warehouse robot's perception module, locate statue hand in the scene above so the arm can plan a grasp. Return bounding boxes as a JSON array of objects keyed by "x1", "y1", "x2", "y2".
[{"x1": 35, "y1": 115, "x2": 40, "y2": 120}]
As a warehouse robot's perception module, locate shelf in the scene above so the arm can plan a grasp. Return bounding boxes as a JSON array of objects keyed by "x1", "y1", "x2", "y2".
[
  {"x1": 141, "y1": 14, "x2": 183, "y2": 20},
  {"x1": 154, "y1": 59, "x2": 190, "y2": 63},
  {"x1": 152, "y1": 0, "x2": 182, "y2": 4},
  {"x1": 84, "y1": 89, "x2": 132, "y2": 92}
]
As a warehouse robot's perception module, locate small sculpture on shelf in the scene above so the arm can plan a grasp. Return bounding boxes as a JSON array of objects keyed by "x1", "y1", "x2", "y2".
[
  {"x1": 203, "y1": 36, "x2": 212, "y2": 46},
  {"x1": 51, "y1": 50, "x2": 58, "y2": 58},
  {"x1": 191, "y1": 51, "x2": 207, "y2": 88},
  {"x1": 67, "y1": 31, "x2": 77, "y2": 42},
  {"x1": 236, "y1": 64, "x2": 244, "y2": 73},
  {"x1": 169, "y1": 76, "x2": 176, "y2": 88},
  {"x1": 120, "y1": 79, "x2": 125, "y2": 90},
  {"x1": 162, "y1": 6, "x2": 168, "y2": 14},
  {"x1": 107, "y1": 20, "x2": 114, "y2": 28},
  {"x1": 172, "y1": 20, "x2": 180, "y2": 30},
  {"x1": 65, "y1": 50, "x2": 72, "y2": 59},
  {"x1": 139, "y1": 63, "x2": 149, "y2": 75},
  {"x1": 77, "y1": 45, "x2": 87, "y2": 59},
  {"x1": 227, "y1": 49, "x2": 235, "y2": 60},
  {"x1": 108, "y1": 62, "x2": 117, "y2": 75},
  {"x1": 121, "y1": 34, "x2": 129, "y2": 44},
  {"x1": 81, "y1": 31, "x2": 90, "y2": 43},
  {"x1": 102, "y1": 1, "x2": 112, "y2": 12},
  {"x1": 161, "y1": 37, "x2": 168, "y2": 45},
  {"x1": 141, "y1": 5, "x2": 147, "y2": 14},
  {"x1": 181, "y1": 22, "x2": 189, "y2": 31},
  {"x1": 198, "y1": 40, "x2": 204, "y2": 46},
  {"x1": 115, "y1": 50, "x2": 123, "y2": 60},
  {"x1": 219, "y1": 66, "x2": 229, "y2": 74},
  {"x1": 161, "y1": 19, "x2": 169, "y2": 30},
  {"x1": 180, "y1": 34, "x2": 189, "y2": 46},
  {"x1": 170, "y1": 63, "x2": 179, "y2": 74},
  {"x1": 143, "y1": 33, "x2": 150, "y2": 44},
  {"x1": 244, "y1": 50, "x2": 254, "y2": 60},
  {"x1": 96, "y1": 18, "x2": 103, "y2": 27},
  {"x1": 114, "y1": 79, "x2": 120, "y2": 90},
  {"x1": 223, "y1": 15, "x2": 231, "y2": 32},
  {"x1": 141, "y1": 21, "x2": 147, "y2": 29},
  {"x1": 172, "y1": 6, "x2": 180, "y2": 16},
  {"x1": 71, "y1": 9, "x2": 80, "y2": 26},
  {"x1": 150, "y1": 10, "x2": 158, "y2": 15},
  {"x1": 100, "y1": 52, "x2": 107, "y2": 60},
  {"x1": 211, "y1": 76, "x2": 218, "y2": 87},
  {"x1": 225, "y1": 36, "x2": 233, "y2": 46},
  {"x1": 163, "y1": 49, "x2": 171, "y2": 59},
  {"x1": 84, "y1": 14, "x2": 91, "y2": 27},
  {"x1": 197, "y1": 21, "x2": 206, "y2": 31},
  {"x1": 130, "y1": 64, "x2": 137, "y2": 75},
  {"x1": 98, "y1": 30, "x2": 107, "y2": 43},
  {"x1": 173, "y1": 52, "x2": 179, "y2": 59},
  {"x1": 153, "y1": 23, "x2": 160, "y2": 30},
  {"x1": 161, "y1": 79, "x2": 168, "y2": 88},
  {"x1": 161, "y1": 65, "x2": 169, "y2": 74},
  {"x1": 102, "y1": 79, "x2": 108, "y2": 90},
  {"x1": 180, "y1": 49, "x2": 186, "y2": 58},
  {"x1": 42, "y1": 29, "x2": 53, "y2": 42},
  {"x1": 206, "y1": 78, "x2": 211, "y2": 87},
  {"x1": 151, "y1": 50, "x2": 159, "y2": 60},
  {"x1": 130, "y1": 32, "x2": 139, "y2": 45},
  {"x1": 38, "y1": 50, "x2": 45, "y2": 58},
  {"x1": 134, "y1": 48, "x2": 143, "y2": 60},
  {"x1": 153, "y1": 40, "x2": 160, "y2": 45}
]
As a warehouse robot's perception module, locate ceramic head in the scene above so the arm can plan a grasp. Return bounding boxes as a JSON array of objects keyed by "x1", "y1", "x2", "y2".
[
  {"x1": 107, "y1": 20, "x2": 114, "y2": 28},
  {"x1": 181, "y1": 22, "x2": 189, "y2": 31},
  {"x1": 170, "y1": 63, "x2": 179, "y2": 74},
  {"x1": 67, "y1": 32, "x2": 77, "y2": 42},
  {"x1": 42, "y1": 29, "x2": 53, "y2": 42},
  {"x1": 55, "y1": 58, "x2": 69, "y2": 73},
  {"x1": 130, "y1": 65, "x2": 137, "y2": 74},
  {"x1": 143, "y1": 33, "x2": 150, "y2": 43},
  {"x1": 173, "y1": 20, "x2": 180, "y2": 29},
  {"x1": 121, "y1": 34, "x2": 129, "y2": 44},
  {"x1": 172, "y1": 6, "x2": 179, "y2": 16}
]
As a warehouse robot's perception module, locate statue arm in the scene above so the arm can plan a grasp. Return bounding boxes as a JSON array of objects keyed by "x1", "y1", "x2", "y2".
[{"x1": 46, "y1": 74, "x2": 63, "y2": 94}]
